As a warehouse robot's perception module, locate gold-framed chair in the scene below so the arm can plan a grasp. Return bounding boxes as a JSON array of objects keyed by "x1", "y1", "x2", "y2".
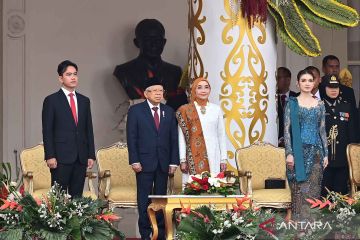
[
  {"x1": 20, "y1": 143, "x2": 97, "y2": 199},
  {"x1": 235, "y1": 141, "x2": 291, "y2": 211},
  {"x1": 97, "y1": 142, "x2": 182, "y2": 208},
  {"x1": 346, "y1": 143, "x2": 360, "y2": 198},
  {"x1": 96, "y1": 142, "x2": 137, "y2": 208}
]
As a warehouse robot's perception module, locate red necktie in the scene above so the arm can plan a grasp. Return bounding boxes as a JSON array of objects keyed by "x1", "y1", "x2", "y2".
[
  {"x1": 152, "y1": 107, "x2": 160, "y2": 130},
  {"x1": 68, "y1": 93, "x2": 78, "y2": 125}
]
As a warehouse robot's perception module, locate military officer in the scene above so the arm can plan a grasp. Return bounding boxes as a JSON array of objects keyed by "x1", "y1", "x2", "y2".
[{"x1": 321, "y1": 75, "x2": 356, "y2": 196}]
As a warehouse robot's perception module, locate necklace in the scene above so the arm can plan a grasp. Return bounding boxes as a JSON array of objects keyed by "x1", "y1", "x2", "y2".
[{"x1": 194, "y1": 100, "x2": 208, "y2": 114}]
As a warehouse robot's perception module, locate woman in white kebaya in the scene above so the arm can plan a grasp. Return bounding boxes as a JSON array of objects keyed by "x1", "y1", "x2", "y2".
[{"x1": 176, "y1": 77, "x2": 227, "y2": 184}]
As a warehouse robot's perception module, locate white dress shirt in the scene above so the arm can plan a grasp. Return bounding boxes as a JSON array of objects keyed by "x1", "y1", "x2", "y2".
[
  {"x1": 280, "y1": 91, "x2": 290, "y2": 101},
  {"x1": 61, "y1": 87, "x2": 78, "y2": 119},
  {"x1": 313, "y1": 89, "x2": 321, "y2": 100}
]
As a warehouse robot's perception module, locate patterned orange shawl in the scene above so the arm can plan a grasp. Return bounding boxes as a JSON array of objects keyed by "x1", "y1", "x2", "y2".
[{"x1": 176, "y1": 77, "x2": 210, "y2": 174}]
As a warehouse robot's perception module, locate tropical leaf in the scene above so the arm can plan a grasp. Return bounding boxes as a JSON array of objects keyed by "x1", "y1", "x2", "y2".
[
  {"x1": 38, "y1": 229, "x2": 68, "y2": 240},
  {"x1": 177, "y1": 214, "x2": 212, "y2": 239},
  {"x1": 0, "y1": 228, "x2": 23, "y2": 240},
  {"x1": 0, "y1": 163, "x2": 12, "y2": 182},
  {"x1": 236, "y1": 223, "x2": 259, "y2": 236},
  {"x1": 19, "y1": 194, "x2": 42, "y2": 224},
  {"x1": 265, "y1": 0, "x2": 359, "y2": 56},
  {"x1": 268, "y1": 0, "x2": 321, "y2": 56},
  {"x1": 296, "y1": 0, "x2": 344, "y2": 29},
  {"x1": 267, "y1": 4, "x2": 307, "y2": 56},
  {"x1": 82, "y1": 220, "x2": 115, "y2": 240},
  {"x1": 110, "y1": 226, "x2": 126, "y2": 240},
  {"x1": 193, "y1": 205, "x2": 215, "y2": 221},
  {"x1": 68, "y1": 216, "x2": 81, "y2": 240},
  {"x1": 221, "y1": 226, "x2": 244, "y2": 240},
  {"x1": 298, "y1": 0, "x2": 359, "y2": 27}
]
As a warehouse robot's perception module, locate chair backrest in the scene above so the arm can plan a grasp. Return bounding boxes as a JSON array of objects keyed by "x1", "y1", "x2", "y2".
[
  {"x1": 347, "y1": 144, "x2": 360, "y2": 191},
  {"x1": 20, "y1": 144, "x2": 51, "y2": 191},
  {"x1": 96, "y1": 142, "x2": 135, "y2": 189},
  {"x1": 236, "y1": 142, "x2": 286, "y2": 192}
]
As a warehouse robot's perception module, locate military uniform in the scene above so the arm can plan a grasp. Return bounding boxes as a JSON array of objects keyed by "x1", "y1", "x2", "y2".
[
  {"x1": 320, "y1": 75, "x2": 359, "y2": 142},
  {"x1": 321, "y1": 75, "x2": 356, "y2": 196}
]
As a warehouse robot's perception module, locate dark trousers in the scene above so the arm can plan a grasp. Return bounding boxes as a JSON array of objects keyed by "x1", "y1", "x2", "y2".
[
  {"x1": 321, "y1": 166, "x2": 349, "y2": 196},
  {"x1": 50, "y1": 158, "x2": 87, "y2": 198},
  {"x1": 136, "y1": 167, "x2": 168, "y2": 240}
]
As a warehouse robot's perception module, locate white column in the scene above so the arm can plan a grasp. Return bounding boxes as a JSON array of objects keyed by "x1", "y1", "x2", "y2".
[{"x1": 189, "y1": 0, "x2": 278, "y2": 168}]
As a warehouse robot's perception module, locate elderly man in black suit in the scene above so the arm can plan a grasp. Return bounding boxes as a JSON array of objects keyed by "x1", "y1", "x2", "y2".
[
  {"x1": 126, "y1": 78, "x2": 179, "y2": 240},
  {"x1": 42, "y1": 60, "x2": 95, "y2": 198}
]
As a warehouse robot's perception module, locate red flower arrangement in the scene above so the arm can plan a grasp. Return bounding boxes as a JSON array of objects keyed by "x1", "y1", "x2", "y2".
[{"x1": 183, "y1": 171, "x2": 237, "y2": 196}]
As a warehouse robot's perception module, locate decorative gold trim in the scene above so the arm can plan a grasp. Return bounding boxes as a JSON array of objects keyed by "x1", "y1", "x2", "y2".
[
  {"x1": 188, "y1": 0, "x2": 208, "y2": 82},
  {"x1": 220, "y1": 0, "x2": 268, "y2": 162}
]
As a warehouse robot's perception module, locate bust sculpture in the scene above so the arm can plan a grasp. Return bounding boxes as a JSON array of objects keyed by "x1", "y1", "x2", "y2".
[{"x1": 114, "y1": 18, "x2": 187, "y2": 110}]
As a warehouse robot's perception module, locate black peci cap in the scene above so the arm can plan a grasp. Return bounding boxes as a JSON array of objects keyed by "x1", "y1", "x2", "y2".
[{"x1": 143, "y1": 77, "x2": 163, "y2": 90}]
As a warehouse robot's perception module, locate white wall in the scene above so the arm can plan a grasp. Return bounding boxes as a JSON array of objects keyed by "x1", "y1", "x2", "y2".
[{"x1": 2, "y1": 0, "x2": 188, "y2": 166}]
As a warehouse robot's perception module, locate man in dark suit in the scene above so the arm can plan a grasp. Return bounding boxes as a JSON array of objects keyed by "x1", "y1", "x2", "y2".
[
  {"x1": 42, "y1": 60, "x2": 95, "y2": 198},
  {"x1": 114, "y1": 19, "x2": 187, "y2": 111},
  {"x1": 276, "y1": 67, "x2": 297, "y2": 146},
  {"x1": 126, "y1": 78, "x2": 179, "y2": 240},
  {"x1": 321, "y1": 75, "x2": 356, "y2": 196}
]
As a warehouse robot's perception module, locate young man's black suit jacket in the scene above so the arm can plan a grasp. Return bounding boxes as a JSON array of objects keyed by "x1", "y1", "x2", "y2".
[{"x1": 42, "y1": 89, "x2": 95, "y2": 196}]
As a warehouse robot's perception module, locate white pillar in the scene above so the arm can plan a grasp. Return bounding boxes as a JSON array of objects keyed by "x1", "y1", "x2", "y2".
[{"x1": 188, "y1": 0, "x2": 278, "y2": 168}]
